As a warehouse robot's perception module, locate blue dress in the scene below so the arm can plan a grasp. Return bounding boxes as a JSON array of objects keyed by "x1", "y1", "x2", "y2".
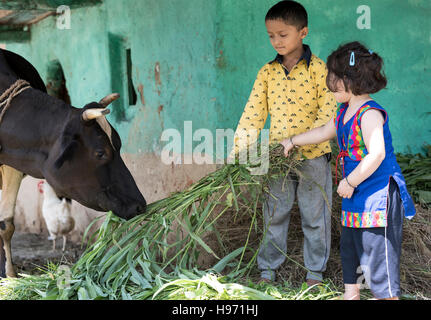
[{"x1": 334, "y1": 100, "x2": 416, "y2": 228}]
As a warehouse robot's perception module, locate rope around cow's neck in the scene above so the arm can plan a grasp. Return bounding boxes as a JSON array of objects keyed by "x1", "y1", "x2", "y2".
[{"x1": 0, "y1": 79, "x2": 31, "y2": 124}]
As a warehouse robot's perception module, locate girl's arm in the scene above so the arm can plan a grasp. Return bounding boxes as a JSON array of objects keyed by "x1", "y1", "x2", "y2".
[
  {"x1": 280, "y1": 117, "x2": 336, "y2": 156},
  {"x1": 344, "y1": 109, "x2": 386, "y2": 188}
]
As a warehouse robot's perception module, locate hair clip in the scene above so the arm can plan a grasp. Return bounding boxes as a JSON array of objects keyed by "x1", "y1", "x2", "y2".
[
  {"x1": 349, "y1": 52, "x2": 355, "y2": 66},
  {"x1": 368, "y1": 49, "x2": 373, "y2": 54}
]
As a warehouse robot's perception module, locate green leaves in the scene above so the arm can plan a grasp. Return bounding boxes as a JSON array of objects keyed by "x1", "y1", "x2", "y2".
[
  {"x1": 211, "y1": 247, "x2": 245, "y2": 274},
  {"x1": 1, "y1": 144, "x2": 332, "y2": 300},
  {"x1": 2, "y1": 144, "x2": 430, "y2": 300},
  {"x1": 396, "y1": 145, "x2": 431, "y2": 206}
]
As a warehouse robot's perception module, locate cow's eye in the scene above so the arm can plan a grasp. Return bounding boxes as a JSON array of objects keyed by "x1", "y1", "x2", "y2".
[{"x1": 95, "y1": 150, "x2": 106, "y2": 160}]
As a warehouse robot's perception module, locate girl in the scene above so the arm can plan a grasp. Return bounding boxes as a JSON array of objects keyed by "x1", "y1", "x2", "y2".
[{"x1": 280, "y1": 41, "x2": 416, "y2": 300}]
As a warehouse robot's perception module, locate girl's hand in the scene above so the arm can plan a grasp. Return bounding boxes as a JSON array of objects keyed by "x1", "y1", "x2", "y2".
[
  {"x1": 280, "y1": 138, "x2": 294, "y2": 157},
  {"x1": 337, "y1": 178, "x2": 355, "y2": 199}
]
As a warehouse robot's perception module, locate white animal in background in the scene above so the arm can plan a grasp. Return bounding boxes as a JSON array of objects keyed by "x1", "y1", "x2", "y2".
[{"x1": 38, "y1": 180, "x2": 75, "y2": 251}]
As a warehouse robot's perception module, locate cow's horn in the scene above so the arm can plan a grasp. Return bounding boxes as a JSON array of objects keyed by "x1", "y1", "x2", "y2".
[
  {"x1": 99, "y1": 93, "x2": 120, "y2": 107},
  {"x1": 82, "y1": 108, "x2": 110, "y2": 121}
]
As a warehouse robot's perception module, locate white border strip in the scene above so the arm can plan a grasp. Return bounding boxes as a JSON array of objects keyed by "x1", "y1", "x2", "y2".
[{"x1": 384, "y1": 225, "x2": 393, "y2": 298}]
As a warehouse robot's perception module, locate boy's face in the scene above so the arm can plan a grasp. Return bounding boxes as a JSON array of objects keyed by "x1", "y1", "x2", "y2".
[{"x1": 265, "y1": 19, "x2": 308, "y2": 56}]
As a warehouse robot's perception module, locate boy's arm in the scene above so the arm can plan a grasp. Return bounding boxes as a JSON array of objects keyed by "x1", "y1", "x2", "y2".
[
  {"x1": 231, "y1": 67, "x2": 269, "y2": 156},
  {"x1": 311, "y1": 64, "x2": 337, "y2": 130}
]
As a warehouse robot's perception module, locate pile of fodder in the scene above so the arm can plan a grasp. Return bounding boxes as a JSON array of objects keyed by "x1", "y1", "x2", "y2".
[
  {"x1": 398, "y1": 206, "x2": 431, "y2": 299},
  {"x1": 1, "y1": 143, "x2": 429, "y2": 300},
  {"x1": 1, "y1": 144, "x2": 310, "y2": 300}
]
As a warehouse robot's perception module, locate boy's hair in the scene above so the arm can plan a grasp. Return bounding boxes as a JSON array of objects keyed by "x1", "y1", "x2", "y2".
[
  {"x1": 326, "y1": 41, "x2": 387, "y2": 95},
  {"x1": 265, "y1": 0, "x2": 308, "y2": 30}
]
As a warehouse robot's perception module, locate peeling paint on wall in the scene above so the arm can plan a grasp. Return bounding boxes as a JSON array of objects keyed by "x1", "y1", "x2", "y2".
[
  {"x1": 154, "y1": 61, "x2": 161, "y2": 86},
  {"x1": 137, "y1": 83, "x2": 145, "y2": 106}
]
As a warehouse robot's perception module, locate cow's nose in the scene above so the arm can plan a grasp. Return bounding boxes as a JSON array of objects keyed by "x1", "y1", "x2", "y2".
[
  {"x1": 134, "y1": 202, "x2": 146, "y2": 215},
  {"x1": 124, "y1": 201, "x2": 146, "y2": 220}
]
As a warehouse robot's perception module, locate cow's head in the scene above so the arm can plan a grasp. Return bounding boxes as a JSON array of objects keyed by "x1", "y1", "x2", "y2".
[{"x1": 44, "y1": 94, "x2": 146, "y2": 220}]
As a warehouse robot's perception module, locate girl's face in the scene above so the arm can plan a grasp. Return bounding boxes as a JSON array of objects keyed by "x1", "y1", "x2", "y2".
[{"x1": 331, "y1": 78, "x2": 351, "y2": 104}]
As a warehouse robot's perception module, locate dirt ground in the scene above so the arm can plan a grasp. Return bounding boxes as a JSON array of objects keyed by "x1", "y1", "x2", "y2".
[{"x1": 11, "y1": 232, "x2": 84, "y2": 275}]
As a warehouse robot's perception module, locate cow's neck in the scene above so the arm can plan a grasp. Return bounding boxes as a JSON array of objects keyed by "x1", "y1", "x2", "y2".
[
  {"x1": 0, "y1": 54, "x2": 18, "y2": 91},
  {"x1": 0, "y1": 87, "x2": 72, "y2": 178},
  {"x1": 0, "y1": 75, "x2": 20, "y2": 93}
]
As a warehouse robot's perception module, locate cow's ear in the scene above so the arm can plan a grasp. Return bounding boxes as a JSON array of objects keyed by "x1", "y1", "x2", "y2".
[{"x1": 54, "y1": 140, "x2": 79, "y2": 169}]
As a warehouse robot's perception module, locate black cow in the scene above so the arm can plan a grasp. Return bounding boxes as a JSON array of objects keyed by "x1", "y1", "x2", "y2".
[{"x1": 0, "y1": 49, "x2": 147, "y2": 277}]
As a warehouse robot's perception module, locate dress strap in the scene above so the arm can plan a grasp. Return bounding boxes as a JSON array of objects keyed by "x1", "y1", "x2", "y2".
[
  {"x1": 356, "y1": 103, "x2": 388, "y2": 126},
  {"x1": 335, "y1": 150, "x2": 349, "y2": 185}
]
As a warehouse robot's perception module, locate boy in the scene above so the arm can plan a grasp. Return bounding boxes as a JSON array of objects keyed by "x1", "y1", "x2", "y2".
[{"x1": 231, "y1": 1, "x2": 337, "y2": 286}]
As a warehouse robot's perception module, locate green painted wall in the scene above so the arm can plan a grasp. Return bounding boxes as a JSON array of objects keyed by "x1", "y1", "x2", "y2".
[
  {"x1": 3, "y1": 0, "x2": 430, "y2": 156},
  {"x1": 216, "y1": 0, "x2": 431, "y2": 154}
]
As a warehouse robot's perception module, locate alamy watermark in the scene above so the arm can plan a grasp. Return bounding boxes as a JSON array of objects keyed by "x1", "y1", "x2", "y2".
[
  {"x1": 56, "y1": 5, "x2": 71, "y2": 30},
  {"x1": 56, "y1": 264, "x2": 72, "y2": 290},
  {"x1": 356, "y1": 5, "x2": 371, "y2": 30},
  {"x1": 160, "y1": 121, "x2": 270, "y2": 175},
  {"x1": 356, "y1": 265, "x2": 371, "y2": 289},
  {"x1": 55, "y1": 4, "x2": 371, "y2": 31}
]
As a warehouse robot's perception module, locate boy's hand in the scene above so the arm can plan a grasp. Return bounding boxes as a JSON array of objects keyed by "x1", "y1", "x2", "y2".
[
  {"x1": 280, "y1": 138, "x2": 294, "y2": 157},
  {"x1": 337, "y1": 178, "x2": 355, "y2": 199}
]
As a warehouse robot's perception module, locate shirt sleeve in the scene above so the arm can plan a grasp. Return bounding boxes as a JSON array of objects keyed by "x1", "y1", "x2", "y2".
[
  {"x1": 311, "y1": 62, "x2": 338, "y2": 130},
  {"x1": 231, "y1": 67, "x2": 269, "y2": 155}
]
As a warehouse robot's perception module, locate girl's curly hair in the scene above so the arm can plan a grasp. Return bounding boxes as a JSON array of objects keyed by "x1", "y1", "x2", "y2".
[{"x1": 326, "y1": 41, "x2": 387, "y2": 95}]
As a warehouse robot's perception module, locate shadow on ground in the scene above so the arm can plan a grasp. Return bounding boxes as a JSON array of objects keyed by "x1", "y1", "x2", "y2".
[{"x1": 11, "y1": 232, "x2": 84, "y2": 275}]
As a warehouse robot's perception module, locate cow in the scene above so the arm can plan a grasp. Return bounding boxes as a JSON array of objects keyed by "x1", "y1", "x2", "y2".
[{"x1": 0, "y1": 49, "x2": 147, "y2": 277}]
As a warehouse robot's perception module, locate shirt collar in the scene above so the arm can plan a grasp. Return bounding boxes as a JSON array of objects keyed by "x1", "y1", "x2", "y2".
[{"x1": 269, "y1": 44, "x2": 312, "y2": 68}]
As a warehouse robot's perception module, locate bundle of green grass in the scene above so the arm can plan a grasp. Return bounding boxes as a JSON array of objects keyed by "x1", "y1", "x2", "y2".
[
  {"x1": 1, "y1": 144, "x2": 430, "y2": 300},
  {"x1": 0, "y1": 144, "x2": 337, "y2": 300}
]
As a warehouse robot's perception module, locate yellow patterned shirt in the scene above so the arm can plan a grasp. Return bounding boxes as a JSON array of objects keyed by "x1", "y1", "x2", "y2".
[{"x1": 232, "y1": 46, "x2": 337, "y2": 160}]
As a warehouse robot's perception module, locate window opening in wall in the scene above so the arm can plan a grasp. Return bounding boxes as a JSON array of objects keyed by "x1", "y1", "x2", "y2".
[
  {"x1": 126, "y1": 48, "x2": 137, "y2": 106},
  {"x1": 46, "y1": 60, "x2": 71, "y2": 105}
]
